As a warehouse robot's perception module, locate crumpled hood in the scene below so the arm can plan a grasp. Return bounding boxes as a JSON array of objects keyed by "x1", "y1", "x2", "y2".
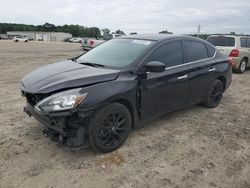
[{"x1": 20, "y1": 60, "x2": 120, "y2": 94}]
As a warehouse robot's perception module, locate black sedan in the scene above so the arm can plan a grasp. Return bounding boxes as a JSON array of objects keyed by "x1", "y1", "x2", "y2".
[{"x1": 20, "y1": 34, "x2": 232, "y2": 152}]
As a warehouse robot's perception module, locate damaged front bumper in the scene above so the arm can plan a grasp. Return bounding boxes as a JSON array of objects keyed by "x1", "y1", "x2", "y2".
[{"x1": 24, "y1": 102, "x2": 95, "y2": 147}]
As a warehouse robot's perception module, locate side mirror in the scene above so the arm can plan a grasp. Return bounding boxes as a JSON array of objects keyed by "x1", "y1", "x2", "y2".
[{"x1": 145, "y1": 61, "x2": 165, "y2": 73}]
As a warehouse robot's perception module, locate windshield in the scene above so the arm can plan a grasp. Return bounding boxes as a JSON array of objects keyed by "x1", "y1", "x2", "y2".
[
  {"x1": 77, "y1": 39, "x2": 155, "y2": 68},
  {"x1": 207, "y1": 36, "x2": 235, "y2": 47}
]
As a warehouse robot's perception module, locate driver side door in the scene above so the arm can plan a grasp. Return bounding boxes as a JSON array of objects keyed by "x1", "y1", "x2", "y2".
[{"x1": 138, "y1": 40, "x2": 190, "y2": 120}]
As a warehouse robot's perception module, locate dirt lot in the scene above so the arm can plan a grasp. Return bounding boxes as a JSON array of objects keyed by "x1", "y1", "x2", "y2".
[{"x1": 0, "y1": 40, "x2": 249, "y2": 188}]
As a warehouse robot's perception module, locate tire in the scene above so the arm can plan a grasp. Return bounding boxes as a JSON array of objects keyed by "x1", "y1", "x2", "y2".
[
  {"x1": 234, "y1": 59, "x2": 247, "y2": 74},
  {"x1": 202, "y1": 79, "x2": 224, "y2": 108},
  {"x1": 25, "y1": 40, "x2": 28, "y2": 43},
  {"x1": 89, "y1": 103, "x2": 132, "y2": 153}
]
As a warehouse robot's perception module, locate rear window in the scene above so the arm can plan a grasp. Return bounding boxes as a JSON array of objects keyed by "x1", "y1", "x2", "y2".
[
  {"x1": 207, "y1": 36, "x2": 235, "y2": 47},
  {"x1": 246, "y1": 38, "x2": 250, "y2": 48},
  {"x1": 240, "y1": 38, "x2": 248, "y2": 47}
]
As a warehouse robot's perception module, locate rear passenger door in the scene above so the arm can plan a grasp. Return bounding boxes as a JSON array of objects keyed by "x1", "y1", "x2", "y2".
[{"x1": 184, "y1": 40, "x2": 216, "y2": 105}]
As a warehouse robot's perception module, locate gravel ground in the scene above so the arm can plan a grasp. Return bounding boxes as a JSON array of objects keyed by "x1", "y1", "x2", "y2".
[{"x1": 0, "y1": 40, "x2": 249, "y2": 188}]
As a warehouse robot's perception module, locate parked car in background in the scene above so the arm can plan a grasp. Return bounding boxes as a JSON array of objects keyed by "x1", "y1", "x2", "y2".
[
  {"x1": 37, "y1": 37, "x2": 43, "y2": 41},
  {"x1": 82, "y1": 33, "x2": 124, "y2": 51},
  {"x1": 207, "y1": 35, "x2": 250, "y2": 73},
  {"x1": 23, "y1": 36, "x2": 34, "y2": 41},
  {"x1": 69, "y1": 37, "x2": 83, "y2": 43},
  {"x1": 13, "y1": 36, "x2": 29, "y2": 42},
  {"x1": 20, "y1": 34, "x2": 231, "y2": 152},
  {"x1": 0, "y1": 34, "x2": 8, "y2": 40},
  {"x1": 64, "y1": 37, "x2": 72, "y2": 42}
]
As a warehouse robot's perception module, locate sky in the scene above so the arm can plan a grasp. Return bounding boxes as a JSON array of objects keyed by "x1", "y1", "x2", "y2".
[{"x1": 0, "y1": 0, "x2": 250, "y2": 34}]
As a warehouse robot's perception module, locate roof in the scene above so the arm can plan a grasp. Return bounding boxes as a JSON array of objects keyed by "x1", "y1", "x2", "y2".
[{"x1": 120, "y1": 34, "x2": 201, "y2": 42}]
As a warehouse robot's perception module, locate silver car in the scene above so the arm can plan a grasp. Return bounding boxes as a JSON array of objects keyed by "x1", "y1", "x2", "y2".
[{"x1": 207, "y1": 35, "x2": 250, "y2": 73}]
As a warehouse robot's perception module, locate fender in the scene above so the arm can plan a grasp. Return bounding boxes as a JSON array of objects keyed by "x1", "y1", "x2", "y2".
[{"x1": 78, "y1": 72, "x2": 141, "y2": 126}]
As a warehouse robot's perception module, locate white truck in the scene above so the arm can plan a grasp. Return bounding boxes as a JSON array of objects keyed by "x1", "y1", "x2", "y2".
[
  {"x1": 82, "y1": 33, "x2": 124, "y2": 51},
  {"x1": 68, "y1": 37, "x2": 83, "y2": 43},
  {"x1": 13, "y1": 36, "x2": 29, "y2": 42}
]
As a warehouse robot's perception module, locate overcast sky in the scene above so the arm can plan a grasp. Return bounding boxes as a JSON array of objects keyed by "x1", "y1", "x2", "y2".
[{"x1": 1, "y1": 0, "x2": 249, "y2": 34}]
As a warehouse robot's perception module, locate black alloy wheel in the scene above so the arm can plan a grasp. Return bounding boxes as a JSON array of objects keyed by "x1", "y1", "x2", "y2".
[
  {"x1": 89, "y1": 103, "x2": 131, "y2": 152},
  {"x1": 202, "y1": 79, "x2": 224, "y2": 108}
]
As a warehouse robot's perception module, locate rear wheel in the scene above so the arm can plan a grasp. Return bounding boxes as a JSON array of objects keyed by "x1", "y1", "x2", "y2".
[
  {"x1": 234, "y1": 59, "x2": 247, "y2": 73},
  {"x1": 89, "y1": 103, "x2": 131, "y2": 153},
  {"x1": 202, "y1": 79, "x2": 224, "y2": 108}
]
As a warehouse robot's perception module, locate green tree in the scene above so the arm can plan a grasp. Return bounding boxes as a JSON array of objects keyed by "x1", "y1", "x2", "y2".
[
  {"x1": 159, "y1": 30, "x2": 173, "y2": 34},
  {"x1": 191, "y1": 34, "x2": 209, "y2": 40},
  {"x1": 115, "y1": 30, "x2": 125, "y2": 35},
  {"x1": 102, "y1": 28, "x2": 110, "y2": 35},
  {"x1": 0, "y1": 23, "x2": 101, "y2": 38}
]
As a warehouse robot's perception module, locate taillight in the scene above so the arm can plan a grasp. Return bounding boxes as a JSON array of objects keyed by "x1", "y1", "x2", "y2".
[
  {"x1": 90, "y1": 40, "x2": 94, "y2": 45},
  {"x1": 229, "y1": 49, "x2": 239, "y2": 57}
]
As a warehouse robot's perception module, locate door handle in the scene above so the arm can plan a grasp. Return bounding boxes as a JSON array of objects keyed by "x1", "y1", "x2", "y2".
[
  {"x1": 177, "y1": 75, "x2": 188, "y2": 80},
  {"x1": 209, "y1": 68, "x2": 216, "y2": 72}
]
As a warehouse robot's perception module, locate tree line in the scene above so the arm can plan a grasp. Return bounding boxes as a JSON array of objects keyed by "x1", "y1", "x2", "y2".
[
  {"x1": 2, "y1": 23, "x2": 220, "y2": 40},
  {"x1": 0, "y1": 23, "x2": 101, "y2": 38}
]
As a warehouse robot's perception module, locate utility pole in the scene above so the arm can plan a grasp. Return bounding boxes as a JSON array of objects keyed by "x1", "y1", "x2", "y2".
[{"x1": 197, "y1": 25, "x2": 201, "y2": 38}]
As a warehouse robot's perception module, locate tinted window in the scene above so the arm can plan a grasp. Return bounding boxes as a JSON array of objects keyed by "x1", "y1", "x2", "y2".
[
  {"x1": 185, "y1": 41, "x2": 208, "y2": 62},
  {"x1": 246, "y1": 38, "x2": 250, "y2": 48},
  {"x1": 240, "y1": 38, "x2": 248, "y2": 47},
  {"x1": 207, "y1": 36, "x2": 235, "y2": 47},
  {"x1": 206, "y1": 44, "x2": 216, "y2": 57},
  {"x1": 146, "y1": 41, "x2": 183, "y2": 67}
]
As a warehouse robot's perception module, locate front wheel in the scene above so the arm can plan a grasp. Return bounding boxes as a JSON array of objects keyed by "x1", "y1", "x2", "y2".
[
  {"x1": 89, "y1": 103, "x2": 132, "y2": 153},
  {"x1": 202, "y1": 79, "x2": 224, "y2": 108}
]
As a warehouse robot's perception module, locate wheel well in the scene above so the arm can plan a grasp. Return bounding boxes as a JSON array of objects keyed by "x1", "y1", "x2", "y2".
[
  {"x1": 113, "y1": 99, "x2": 134, "y2": 128},
  {"x1": 217, "y1": 76, "x2": 226, "y2": 91},
  {"x1": 242, "y1": 57, "x2": 248, "y2": 64}
]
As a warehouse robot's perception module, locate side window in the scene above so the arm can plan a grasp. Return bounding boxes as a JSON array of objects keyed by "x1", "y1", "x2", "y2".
[
  {"x1": 185, "y1": 41, "x2": 208, "y2": 62},
  {"x1": 240, "y1": 38, "x2": 248, "y2": 47},
  {"x1": 146, "y1": 41, "x2": 183, "y2": 67},
  {"x1": 246, "y1": 38, "x2": 250, "y2": 48},
  {"x1": 206, "y1": 43, "x2": 216, "y2": 57}
]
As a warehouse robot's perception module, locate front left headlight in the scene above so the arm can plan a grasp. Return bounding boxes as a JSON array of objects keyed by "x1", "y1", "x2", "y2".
[{"x1": 35, "y1": 88, "x2": 87, "y2": 113}]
